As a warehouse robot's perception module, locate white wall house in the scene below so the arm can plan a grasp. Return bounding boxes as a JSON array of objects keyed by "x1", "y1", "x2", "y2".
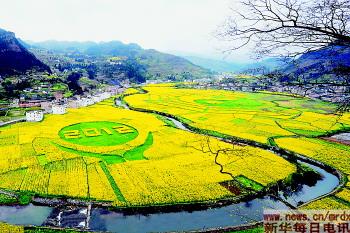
[
  {"x1": 79, "y1": 98, "x2": 94, "y2": 107},
  {"x1": 91, "y1": 92, "x2": 112, "y2": 103},
  {"x1": 92, "y1": 96, "x2": 102, "y2": 103},
  {"x1": 40, "y1": 102, "x2": 52, "y2": 113},
  {"x1": 11, "y1": 99, "x2": 20, "y2": 108},
  {"x1": 52, "y1": 105, "x2": 66, "y2": 114},
  {"x1": 67, "y1": 100, "x2": 79, "y2": 109},
  {"x1": 26, "y1": 111, "x2": 44, "y2": 122},
  {"x1": 100, "y1": 92, "x2": 111, "y2": 99}
]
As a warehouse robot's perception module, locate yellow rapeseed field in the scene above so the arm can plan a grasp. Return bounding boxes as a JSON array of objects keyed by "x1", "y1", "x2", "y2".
[
  {"x1": 0, "y1": 98, "x2": 295, "y2": 206},
  {"x1": 276, "y1": 137, "x2": 350, "y2": 208},
  {"x1": 125, "y1": 85, "x2": 348, "y2": 143},
  {"x1": 0, "y1": 222, "x2": 24, "y2": 233},
  {"x1": 124, "y1": 85, "x2": 350, "y2": 209}
]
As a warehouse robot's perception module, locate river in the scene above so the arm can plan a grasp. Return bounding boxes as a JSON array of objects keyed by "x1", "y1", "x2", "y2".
[{"x1": 0, "y1": 100, "x2": 341, "y2": 233}]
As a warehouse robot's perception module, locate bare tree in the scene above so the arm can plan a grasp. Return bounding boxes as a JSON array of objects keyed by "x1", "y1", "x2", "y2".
[
  {"x1": 188, "y1": 136, "x2": 247, "y2": 194},
  {"x1": 219, "y1": 0, "x2": 350, "y2": 57},
  {"x1": 190, "y1": 136, "x2": 283, "y2": 195},
  {"x1": 219, "y1": 0, "x2": 350, "y2": 112}
]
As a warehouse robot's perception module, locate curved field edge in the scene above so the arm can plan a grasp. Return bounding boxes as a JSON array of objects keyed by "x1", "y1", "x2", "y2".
[
  {"x1": 122, "y1": 86, "x2": 349, "y2": 209},
  {"x1": 0, "y1": 86, "x2": 346, "y2": 216},
  {"x1": 0, "y1": 98, "x2": 296, "y2": 210},
  {"x1": 275, "y1": 137, "x2": 350, "y2": 209},
  {"x1": 122, "y1": 101, "x2": 345, "y2": 208}
]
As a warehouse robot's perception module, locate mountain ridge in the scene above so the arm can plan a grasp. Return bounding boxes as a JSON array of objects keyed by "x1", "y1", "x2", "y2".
[
  {"x1": 280, "y1": 45, "x2": 350, "y2": 83},
  {"x1": 183, "y1": 55, "x2": 288, "y2": 74},
  {"x1": 0, "y1": 28, "x2": 51, "y2": 76},
  {"x1": 27, "y1": 40, "x2": 212, "y2": 81}
]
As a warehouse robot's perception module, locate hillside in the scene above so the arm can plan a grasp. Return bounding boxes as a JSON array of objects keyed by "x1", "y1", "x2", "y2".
[
  {"x1": 183, "y1": 56, "x2": 243, "y2": 73},
  {"x1": 281, "y1": 45, "x2": 350, "y2": 83},
  {"x1": 137, "y1": 49, "x2": 209, "y2": 80},
  {"x1": 28, "y1": 40, "x2": 212, "y2": 81},
  {"x1": 183, "y1": 56, "x2": 287, "y2": 74},
  {"x1": 0, "y1": 28, "x2": 50, "y2": 76}
]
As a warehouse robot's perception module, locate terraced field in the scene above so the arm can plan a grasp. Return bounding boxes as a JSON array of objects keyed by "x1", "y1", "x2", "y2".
[
  {"x1": 0, "y1": 98, "x2": 295, "y2": 207},
  {"x1": 124, "y1": 84, "x2": 350, "y2": 208}
]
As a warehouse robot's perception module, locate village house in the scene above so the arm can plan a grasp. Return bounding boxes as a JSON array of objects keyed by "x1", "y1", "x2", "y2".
[
  {"x1": 40, "y1": 101, "x2": 52, "y2": 113},
  {"x1": 92, "y1": 95, "x2": 102, "y2": 103},
  {"x1": 54, "y1": 92, "x2": 64, "y2": 101},
  {"x1": 52, "y1": 104, "x2": 66, "y2": 114},
  {"x1": 92, "y1": 92, "x2": 111, "y2": 103},
  {"x1": 105, "y1": 86, "x2": 120, "y2": 95},
  {"x1": 19, "y1": 100, "x2": 43, "y2": 108},
  {"x1": 67, "y1": 100, "x2": 80, "y2": 109},
  {"x1": 26, "y1": 110, "x2": 44, "y2": 122},
  {"x1": 79, "y1": 97, "x2": 94, "y2": 107},
  {"x1": 11, "y1": 99, "x2": 19, "y2": 108}
]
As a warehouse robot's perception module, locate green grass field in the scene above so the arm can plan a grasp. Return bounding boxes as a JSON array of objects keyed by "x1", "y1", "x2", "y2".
[{"x1": 58, "y1": 121, "x2": 139, "y2": 146}]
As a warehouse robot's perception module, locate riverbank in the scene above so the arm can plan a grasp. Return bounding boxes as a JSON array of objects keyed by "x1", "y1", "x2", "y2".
[{"x1": 0, "y1": 87, "x2": 345, "y2": 233}]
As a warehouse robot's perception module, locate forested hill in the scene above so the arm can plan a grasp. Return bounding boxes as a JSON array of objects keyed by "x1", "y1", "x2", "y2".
[
  {"x1": 0, "y1": 28, "x2": 51, "y2": 76},
  {"x1": 281, "y1": 45, "x2": 350, "y2": 83},
  {"x1": 183, "y1": 56, "x2": 287, "y2": 74},
  {"x1": 28, "y1": 40, "x2": 212, "y2": 81}
]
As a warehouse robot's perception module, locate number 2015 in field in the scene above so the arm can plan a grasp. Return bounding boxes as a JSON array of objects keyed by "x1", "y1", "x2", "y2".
[{"x1": 63, "y1": 125, "x2": 134, "y2": 139}]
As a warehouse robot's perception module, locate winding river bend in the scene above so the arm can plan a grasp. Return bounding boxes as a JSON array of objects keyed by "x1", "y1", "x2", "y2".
[{"x1": 0, "y1": 99, "x2": 342, "y2": 233}]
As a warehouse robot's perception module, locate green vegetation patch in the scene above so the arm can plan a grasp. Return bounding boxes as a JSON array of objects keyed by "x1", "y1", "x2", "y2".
[
  {"x1": 0, "y1": 134, "x2": 17, "y2": 146},
  {"x1": 99, "y1": 161, "x2": 126, "y2": 202},
  {"x1": 51, "y1": 83, "x2": 68, "y2": 92},
  {"x1": 58, "y1": 121, "x2": 138, "y2": 146},
  {"x1": 230, "y1": 227, "x2": 264, "y2": 233},
  {"x1": 55, "y1": 131, "x2": 152, "y2": 164},
  {"x1": 0, "y1": 193, "x2": 18, "y2": 204},
  {"x1": 63, "y1": 90, "x2": 73, "y2": 98},
  {"x1": 195, "y1": 98, "x2": 264, "y2": 109},
  {"x1": 18, "y1": 191, "x2": 34, "y2": 205},
  {"x1": 55, "y1": 143, "x2": 126, "y2": 164},
  {"x1": 274, "y1": 98, "x2": 337, "y2": 114},
  {"x1": 283, "y1": 128, "x2": 325, "y2": 137},
  {"x1": 235, "y1": 175, "x2": 264, "y2": 191},
  {"x1": 232, "y1": 118, "x2": 248, "y2": 125},
  {"x1": 123, "y1": 132, "x2": 153, "y2": 160},
  {"x1": 156, "y1": 115, "x2": 176, "y2": 127}
]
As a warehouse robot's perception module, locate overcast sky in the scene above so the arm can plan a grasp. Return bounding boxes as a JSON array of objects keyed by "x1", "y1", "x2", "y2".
[{"x1": 0, "y1": 0, "x2": 252, "y2": 62}]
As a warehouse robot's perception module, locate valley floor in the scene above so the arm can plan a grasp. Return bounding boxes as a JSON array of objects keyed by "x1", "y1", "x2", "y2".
[{"x1": 0, "y1": 84, "x2": 349, "y2": 232}]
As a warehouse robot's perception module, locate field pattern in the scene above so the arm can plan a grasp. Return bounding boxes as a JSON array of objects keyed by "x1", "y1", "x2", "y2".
[
  {"x1": 124, "y1": 85, "x2": 350, "y2": 144},
  {"x1": 124, "y1": 84, "x2": 350, "y2": 207},
  {"x1": 0, "y1": 98, "x2": 295, "y2": 206}
]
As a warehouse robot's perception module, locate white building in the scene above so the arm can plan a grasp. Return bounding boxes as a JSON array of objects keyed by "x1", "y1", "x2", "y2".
[
  {"x1": 52, "y1": 105, "x2": 66, "y2": 114},
  {"x1": 11, "y1": 99, "x2": 19, "y2": 108},
  {"x1": 40, "y1": 101, "x2": 52, "y2": 113},
  {"x1": 92, "y1": 95, "x2": 102, "y2": 103},
  {"x1": 26, "y1": 111, "x2": 44, "y2": 122},
  {"x1": 67, "y1": 100, "x2": 80, "y2": 109},
  {"x1": 92, "y1": 92, "x2": 111, "y2": 103},
  {"x1": 79, "y1": 98, "x2": 94, "y2": 107}
]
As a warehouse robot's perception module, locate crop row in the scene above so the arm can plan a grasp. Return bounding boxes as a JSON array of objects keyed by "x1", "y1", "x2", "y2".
[{"x1": 124, "y1": 85, "x2": 350, "y2": 144}]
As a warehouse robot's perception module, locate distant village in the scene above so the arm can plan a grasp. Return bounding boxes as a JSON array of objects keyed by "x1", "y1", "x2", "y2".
[
  {"x1": 9, "y1": 85, "x2": 125, "y2": 123},
  {"x1": 185, "y1": 73, "x2": 348, "y2": 104},
  {"x1": 2, "y1": 71, "x2": 347, "y2": 125}
]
